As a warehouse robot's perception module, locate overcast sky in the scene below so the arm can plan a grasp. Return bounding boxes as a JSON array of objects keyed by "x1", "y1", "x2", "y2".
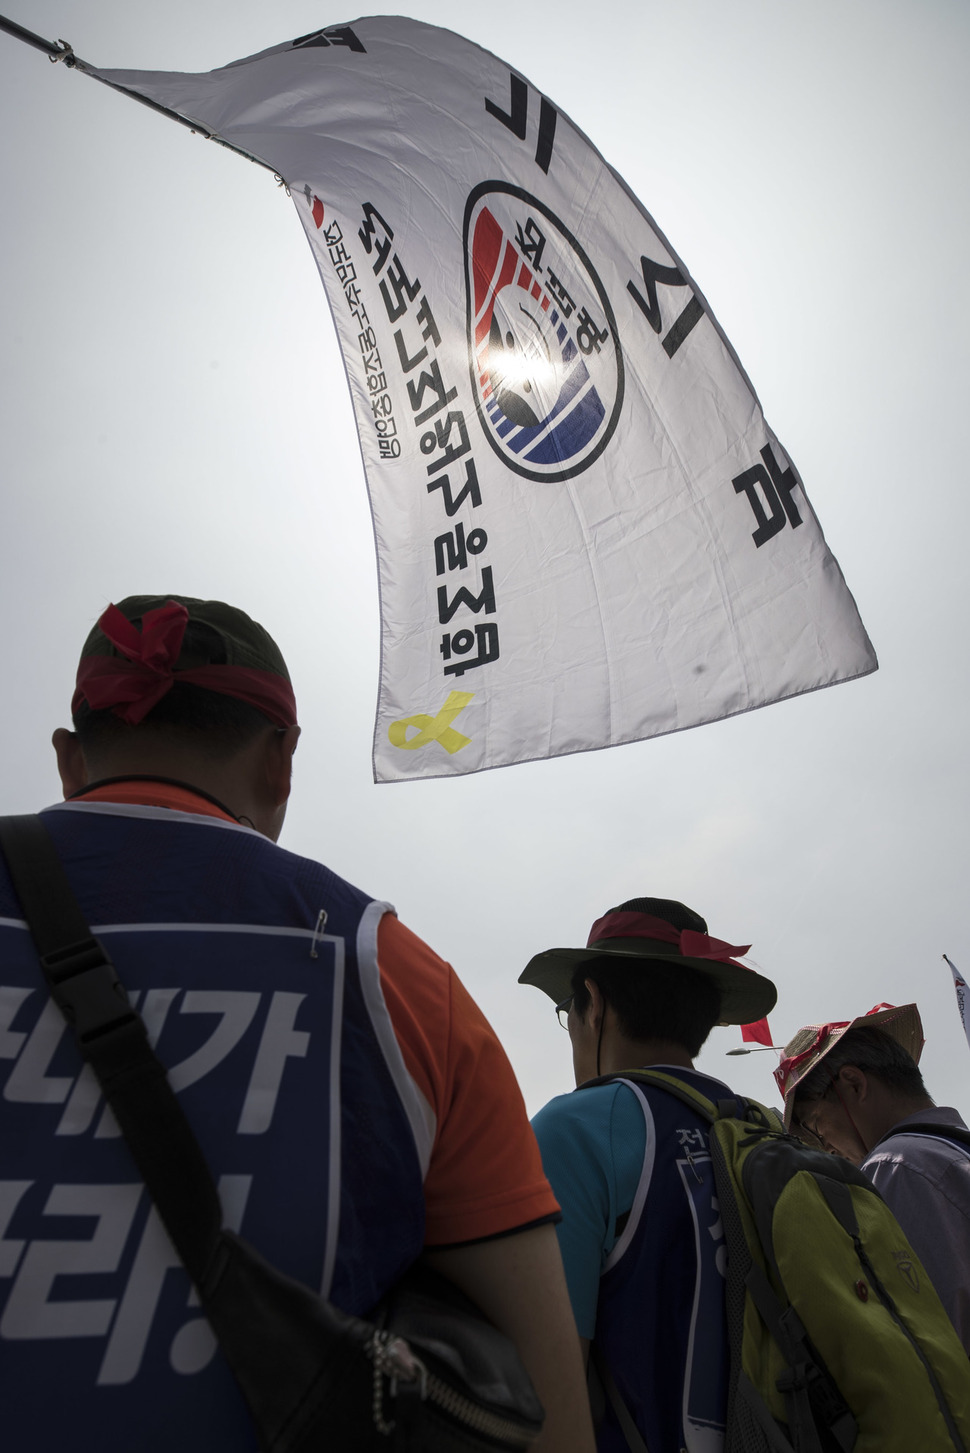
[{"x1": 2, "y1": 0, "x2": 968, "y2": 1118}]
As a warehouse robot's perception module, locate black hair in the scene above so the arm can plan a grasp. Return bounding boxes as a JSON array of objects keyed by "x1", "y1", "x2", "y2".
[
  {"x1": 569, "y1": 898, "x2": 721, "y2": 1057},
  {"x1": 792, "y1": 1027, "x2": 928, "y2": 1110},
  {"x1": 73, "y1": 620, "x2": 274, "y2": 760}
]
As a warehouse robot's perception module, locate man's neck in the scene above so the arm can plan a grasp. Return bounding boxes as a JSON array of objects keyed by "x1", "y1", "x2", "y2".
[
  {"x1": 865, "y1": 1090, "x2": 935, "y2": 1151},
  {"x1": 599, "y1": 1036, "x2": 694, "y2": 1075},
  {"x1": 75, "y1": 744, "x2": 268, "y2": 834},
  {"x1": 71, "y1": 776, "x2": 241, "y2": 822}
]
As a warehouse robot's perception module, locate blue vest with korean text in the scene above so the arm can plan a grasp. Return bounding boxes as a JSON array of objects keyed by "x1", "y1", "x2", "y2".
[
  {"x1": 594, "y1": 1070, "x2": 731, "y2": 1453},
  {"x1": 0, "y1": 802, "x2": 427, "y2": 1452}
]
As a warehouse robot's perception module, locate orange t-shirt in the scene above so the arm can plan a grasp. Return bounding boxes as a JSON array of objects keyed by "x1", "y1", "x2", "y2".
[{"x1": 73, "y1": 780, "x2": 558, "y2": 1245}]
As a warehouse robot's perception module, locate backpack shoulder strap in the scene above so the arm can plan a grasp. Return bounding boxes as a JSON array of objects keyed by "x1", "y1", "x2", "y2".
[
  {"x1": 0, "y1": 813, "x2": 223, "y2": 1288},
  {"x1": 0, "y1": 812, "x2": 103, "y2": 961},
  {"x1": 610, "y1": 1068, "x2": 720, "y2": 1122},
  {"x1": 613, "y1": 1068, "x2": 783, "y2": 1132}
]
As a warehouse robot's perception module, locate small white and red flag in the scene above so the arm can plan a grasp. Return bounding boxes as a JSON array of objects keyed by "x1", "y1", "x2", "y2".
[{"x1": 944, "y1": 955, "x2": 970, "y2": 1053}]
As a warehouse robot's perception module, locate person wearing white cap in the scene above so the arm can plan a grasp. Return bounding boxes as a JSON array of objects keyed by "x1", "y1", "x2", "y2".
[
  {"x1": 520, "y1": 895, "x2": 777, "y2": 1452},
  {"x1": 777, "y1": 1003, "x2": 970, "y2": 1354}
]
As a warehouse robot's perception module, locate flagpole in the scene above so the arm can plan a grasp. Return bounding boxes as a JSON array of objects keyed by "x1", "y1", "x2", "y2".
[
  {"x1": 0, "y1": 12, "x2": 281, "y2": 179},
  {"x1": 0, "y1": 13, "x2": 70, "y2": 59}
]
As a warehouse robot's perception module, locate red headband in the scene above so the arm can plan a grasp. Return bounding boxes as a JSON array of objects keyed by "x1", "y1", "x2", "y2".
[
  {"x1": 586, "y1": 911, "x2": 752, "y2": 967},
  {"x1": 72, "y1": 602, "x2": 297, "y2": 728},
  {"x1": 773, "y1": 1002, "x2": 897, "y2": 1099}
]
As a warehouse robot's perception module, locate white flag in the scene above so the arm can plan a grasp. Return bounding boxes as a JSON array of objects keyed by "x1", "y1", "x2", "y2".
[
  {"x1": 87, "y1": 18, "x2": 877, "y2": 781},
  {"x1": 944, "y1": 956, "x2": 970, "y2": 1053}
]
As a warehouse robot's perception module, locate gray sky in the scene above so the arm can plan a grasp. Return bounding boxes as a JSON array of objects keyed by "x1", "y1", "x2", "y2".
[{"x1": 2, "y1": 0, "x2": 968, "y2": 1117}]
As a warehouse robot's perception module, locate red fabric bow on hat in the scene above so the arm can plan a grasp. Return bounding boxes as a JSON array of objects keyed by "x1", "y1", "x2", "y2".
[
  {"x1": 72, "y1": 602, "x2": 297, "y2": 728},
  {"x1": 77, "y1": 602, "x2": 192, "y2": 724},
  {"x1": 586, "y1": 910, "x2": 752, "y2": 966}
]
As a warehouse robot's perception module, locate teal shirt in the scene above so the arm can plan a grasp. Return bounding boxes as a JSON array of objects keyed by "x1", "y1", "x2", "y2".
[
  {"x1": 533, "y1": 1068, "x2": 733, "y2": 1453},
  {"x1": 531, "y1": 1079, "x2": 647, "y2": 1337}
]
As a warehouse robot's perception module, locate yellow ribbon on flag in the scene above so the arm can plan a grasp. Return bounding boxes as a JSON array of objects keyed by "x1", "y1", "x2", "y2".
[{"x1": 388, "y1": 691, "x2": 474, "y2": 754}]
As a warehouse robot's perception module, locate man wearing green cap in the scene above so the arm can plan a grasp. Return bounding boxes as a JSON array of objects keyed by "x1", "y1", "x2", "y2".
[
  {"x1": 0, "y1": 595, "x2": 594, "y2": 1453},
  {"x1": 520, "y1": 896, "x2": 777, "y2": 1452}
]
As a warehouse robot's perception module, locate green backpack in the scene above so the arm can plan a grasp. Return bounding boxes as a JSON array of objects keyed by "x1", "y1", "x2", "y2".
[{"x1": 619, "y1": 1069, "x2": 970, "y2": 1453}]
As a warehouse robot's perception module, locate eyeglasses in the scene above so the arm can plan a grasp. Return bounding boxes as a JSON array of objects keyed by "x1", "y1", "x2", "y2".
[
  {"x1": 795, "y1": 1083, "x2": 836, "y2": 1151},
  {"x1": 555, "y1": 995, "x2": 573, "y2": 1030},
  {"x1": 795, "y1": 1114, "x2": 825, "y2": 1148}
]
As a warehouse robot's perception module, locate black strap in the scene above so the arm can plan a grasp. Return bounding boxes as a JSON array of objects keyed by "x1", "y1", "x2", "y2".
[
  {"x1": 815, "y1": 1176, "x2": 860, "y2": 1241},
  {"x1": 0, "y1": 814, "x2": 223, "y2": 1289}
]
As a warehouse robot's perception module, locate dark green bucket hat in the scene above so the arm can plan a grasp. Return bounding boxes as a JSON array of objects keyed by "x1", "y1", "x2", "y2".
[{"x1": 519, "y1": 897, "x2": 777, "y2": 1026}]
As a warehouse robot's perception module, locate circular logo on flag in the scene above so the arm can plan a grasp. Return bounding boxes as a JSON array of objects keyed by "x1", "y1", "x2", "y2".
[{"x1": 463, "y1": 184, "x2": 623, "y2": 482}]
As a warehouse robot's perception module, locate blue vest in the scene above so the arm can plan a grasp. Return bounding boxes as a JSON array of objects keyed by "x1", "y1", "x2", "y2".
[
  {"x1": 594, "y1": 1070, "x2": 731, "y2": 1453},
  {"x1": 0, "y1": 803, "x2": 427, "y2": 1452}
]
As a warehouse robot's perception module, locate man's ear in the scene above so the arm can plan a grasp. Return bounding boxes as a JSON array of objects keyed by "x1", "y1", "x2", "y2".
[
  {"x1": 836, "y1": 1064, "x2": 868, "y2": 1104},
  {"x1": 52, "y1": 728, "x2": 88, "y2": 799},
  {"x1": 262, "y1": 724, "x2": 301, "y2": 806},
  {"x1": 584, "y1": 978, "x2": 605, "y2": 1032}
]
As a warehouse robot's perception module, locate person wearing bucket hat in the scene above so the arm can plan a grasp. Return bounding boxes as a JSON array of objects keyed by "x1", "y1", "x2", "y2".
[
  {"x1": 0, "y1": 595, "x2": 595, "y2": 1453},
  {"x1": 775, "y1": 1002, "x2": 926, "y2": 1143},
  {"x1": 778, "y1": 1003, "x2": 970, "y2": 1353},
  {"x1": 522, "y1": 896, "x2": 777, "y2": 1451}
]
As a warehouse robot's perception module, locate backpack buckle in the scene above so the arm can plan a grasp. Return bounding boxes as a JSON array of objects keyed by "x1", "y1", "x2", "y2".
[{"x1": 43, "y1": 937, "x2": 136, "y2": 1043}]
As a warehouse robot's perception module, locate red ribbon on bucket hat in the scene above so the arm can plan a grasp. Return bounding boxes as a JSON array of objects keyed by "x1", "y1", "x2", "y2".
[{"x1": 586, "y1": 910, "x2": 752, "y2": 966}]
